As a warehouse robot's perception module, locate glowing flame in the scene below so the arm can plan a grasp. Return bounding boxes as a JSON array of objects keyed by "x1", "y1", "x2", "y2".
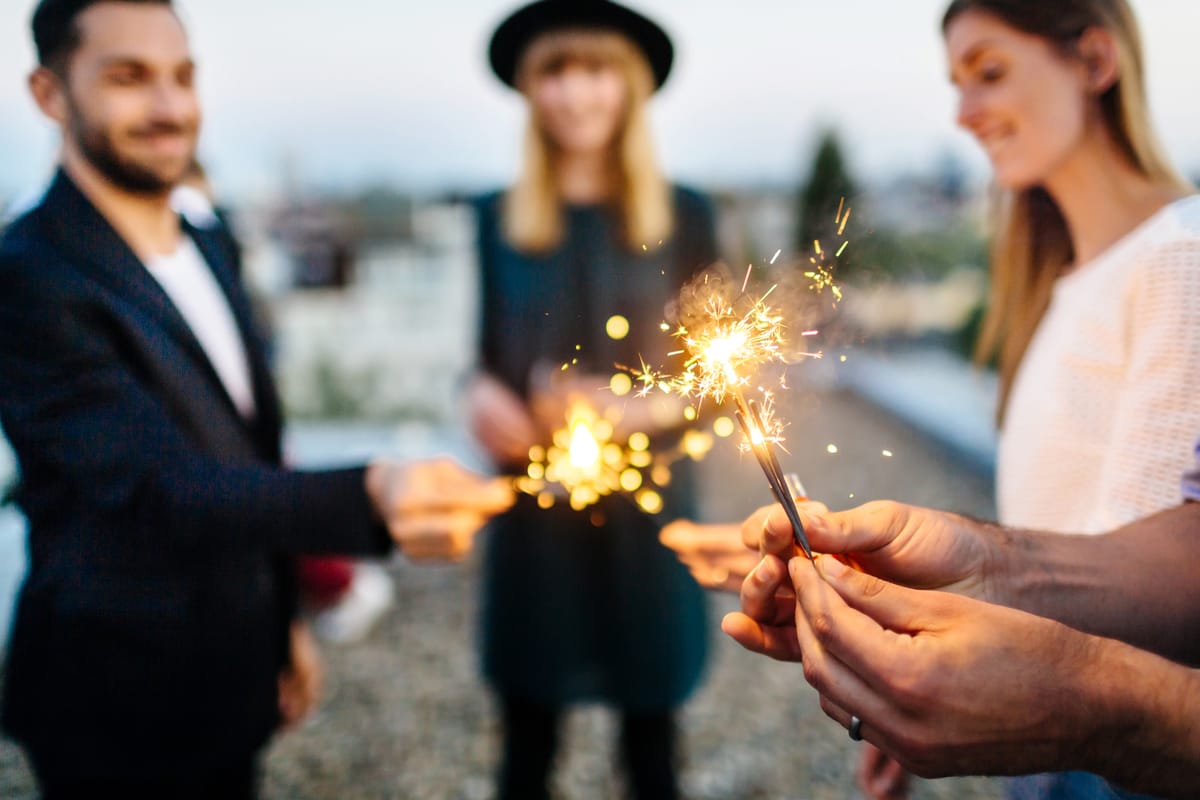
[
  {"x1": 518, "y1": 402, "x2": 674, "y2": 513},
  {"x1": 569, "y1": 421, "x2": 601, "y2": 469}
]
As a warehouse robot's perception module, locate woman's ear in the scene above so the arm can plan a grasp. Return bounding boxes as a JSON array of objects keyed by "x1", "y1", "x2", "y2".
[{"x1": 1078, "y1": 27, "x2": 1119, "y2": 93}]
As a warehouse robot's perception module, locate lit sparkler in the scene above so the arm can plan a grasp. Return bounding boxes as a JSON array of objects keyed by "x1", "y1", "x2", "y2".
[
  {"x1": 625, "y1": 278, "x2": 819, "y2": 558},
  {"x1": 625, "y1": 201, "x2": 853, "y2": 560},
  {"x1": 515, "y1": 401, "x2": 676, "y2": 515}
]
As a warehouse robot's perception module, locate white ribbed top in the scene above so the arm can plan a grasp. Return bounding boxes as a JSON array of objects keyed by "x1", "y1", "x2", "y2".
[{"x1": 997, "y1": 196, "x2": 1200, "y2": 534}]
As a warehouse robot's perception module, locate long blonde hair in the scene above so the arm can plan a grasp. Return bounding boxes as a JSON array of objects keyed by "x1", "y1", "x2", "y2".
[
  {"x1": 942, "y1": 0, "x2": 1192, "y2": 421},
  {"x1": 503, "y1": 29, "x2": 673, "y2": 253}
]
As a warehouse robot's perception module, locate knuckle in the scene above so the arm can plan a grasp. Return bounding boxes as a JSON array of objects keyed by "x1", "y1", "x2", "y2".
[
  {"x1": 809, "y1": 609, "x2": 837, "y2": 644},
  {"x1": 862, "y1": 499, "x2": 899, "y2": 520},
  {"x1": 858, "y1": 573, "x2": 888, "y2": 600},
  {"x1": 889, "y1": 664, "x2": 934, "y2": 709},
  {"x1": 802, "y1": 658, "x2": 825, "y2": 691}
]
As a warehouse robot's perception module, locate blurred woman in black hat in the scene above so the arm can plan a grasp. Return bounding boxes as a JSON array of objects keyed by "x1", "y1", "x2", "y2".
[{"x1": 465, "y1": 2, "x2": 716, "y2": 797}]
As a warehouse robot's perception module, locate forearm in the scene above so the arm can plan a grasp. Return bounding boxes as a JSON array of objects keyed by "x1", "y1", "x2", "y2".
[
  {"x1": 988, "y1": 504, "x2": 1200, "y2": 664},
  {"x1": 150, "y1": 457, "x2": 391, "y2": 557},
  {"x1": 1079, "y1": 635, "x2": 1200, "y2": 798}
]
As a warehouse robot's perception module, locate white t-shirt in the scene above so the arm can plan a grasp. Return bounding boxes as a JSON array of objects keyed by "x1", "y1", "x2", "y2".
[
  {"x1": 145, "y1": 238, "x2": 257, "y2": 419},
  {"x1": 997, "y1": 196, "x2": 1200, "y2": 534}
]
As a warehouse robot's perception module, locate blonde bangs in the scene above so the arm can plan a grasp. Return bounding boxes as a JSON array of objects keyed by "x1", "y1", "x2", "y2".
[
  {"x1": 516, "y1": 29, "x2": 643, "y2": 89},
  {"x1": 504, "y1": 29, "x2": 672, "y2": 254}
]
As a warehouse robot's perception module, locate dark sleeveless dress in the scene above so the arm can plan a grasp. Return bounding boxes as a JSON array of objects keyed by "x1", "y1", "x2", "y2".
[{"x1": 475, "y1": 186, "x2": 716, "y2": 711}]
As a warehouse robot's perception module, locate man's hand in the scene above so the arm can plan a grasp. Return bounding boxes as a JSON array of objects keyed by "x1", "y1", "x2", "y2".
[
  {"x1": 278, "y1": 619, "x2": 323, "y2": 731},
  {"x1": 365, "y1": 458, "x2": 514, "y2": 562},
  {"x1": 659, "y1": 520, "x2": 757, "y2": 593},
  {"x1": 744, "y1": 500, "x2": 995, "y2": 601},
  {"x1": 730, "y1": 555, "x2": 1109, "y2": 779},
  {"x1": 720, "y1": 554, "x2": 802, "y2": 661}
]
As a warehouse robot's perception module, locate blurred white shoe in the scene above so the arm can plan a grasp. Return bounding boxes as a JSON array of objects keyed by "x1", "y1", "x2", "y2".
[{"x1": 311, "y1": 562, "x2": 394, "y2": 644}]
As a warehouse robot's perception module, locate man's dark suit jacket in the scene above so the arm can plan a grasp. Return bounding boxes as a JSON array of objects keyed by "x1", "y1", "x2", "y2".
[{"x1": 0, "y1": 171, "x2": 391, "y2": 782}]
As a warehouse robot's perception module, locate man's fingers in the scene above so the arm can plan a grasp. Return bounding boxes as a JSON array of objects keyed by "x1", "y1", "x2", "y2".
[
  {"x1": 391, "y1": 512, "x2": 485, "y2": 561},
  {"x1": 400, "y1": 472, "x2": 515, "y2": 515},
  {"x1": 788, "y1": 558, "x2": 910, "y2": 732},
  {"x1": 807, "y1": 555, "x2": 938, "y2": 634},
  {"x1": 740, "y1": 505, "x2": 775, "y2": 549},
  {"x1": 720, "y1": 612, "x2": 803, "y2": 662},
  {"x1": 739, "y1": 556, "x2": 795, "y2": 625},
  {"x1": 800, "y1": 501, "x2": 916, "y2": 557}
]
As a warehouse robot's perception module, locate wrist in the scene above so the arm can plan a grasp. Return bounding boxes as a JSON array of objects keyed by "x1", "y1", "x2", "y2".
[
  {"x1": 1072, "y1": 634, "x2": 1190, "y2": 794},
  {"x1": 364, "y1": 459, "x2": 394, "y2": 520},
  {"x1": 1069, "y1": 627, "x2": 1200, "y2": 800},
  {"x1": 976, "y1": 518, "x2": 1029, "y2": 608}
]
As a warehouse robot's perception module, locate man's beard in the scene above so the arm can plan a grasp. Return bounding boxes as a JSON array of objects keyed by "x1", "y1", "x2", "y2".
[{"x1": 68, "y1": 97, "x2": 195, "y2": 196}]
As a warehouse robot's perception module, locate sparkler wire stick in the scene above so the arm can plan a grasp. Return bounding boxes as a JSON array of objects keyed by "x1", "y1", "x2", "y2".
[{"x1": 733, "y1": 396, "x2": 815, "y2": 562}]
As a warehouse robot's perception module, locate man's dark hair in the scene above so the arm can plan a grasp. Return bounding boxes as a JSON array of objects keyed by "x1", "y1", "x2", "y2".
[{"x1": 32, "y1": 0, "x2": 173, "y2": 74}]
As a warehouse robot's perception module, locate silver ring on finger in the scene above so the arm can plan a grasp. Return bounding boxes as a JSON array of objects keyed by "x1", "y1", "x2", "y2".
[{"x1": 848, "y1": 715, "x2": 864, "y2": 741}]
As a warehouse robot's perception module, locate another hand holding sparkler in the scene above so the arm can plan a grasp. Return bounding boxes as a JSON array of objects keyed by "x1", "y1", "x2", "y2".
[
  {"x1": 662, "y1": 482, "x2": 823, "y2": 594},
  {"x1": 659, "y1": 520, "x2": 759, "y2": 593},
  {"x1": 365, "y1": 457, "x2": 515, "y2": 562}
]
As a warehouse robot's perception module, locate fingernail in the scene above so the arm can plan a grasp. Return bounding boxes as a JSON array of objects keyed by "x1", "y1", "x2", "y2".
[
  {"x1": 788, "y1": 557, "x2": 805, "y2": 580},
  {"x1": 754, "y1": 558, "x2": 776, "y2": 583},
  {"x1": 821, "y1": 555, "x2": 847, "y2": 577}
]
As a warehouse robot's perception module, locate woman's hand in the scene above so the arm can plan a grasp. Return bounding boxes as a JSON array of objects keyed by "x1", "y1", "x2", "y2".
[
  {"x1": 659, "y1": 520, "x2": 758, "y2": 593},
  {"x1": 465, "y1": 373, "x2": 539, "y2": 467}
]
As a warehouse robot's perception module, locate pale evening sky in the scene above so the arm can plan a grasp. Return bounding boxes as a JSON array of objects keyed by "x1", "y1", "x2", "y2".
[{"x1": 1, "y1": 0, "x2": 1198, "y2": 203}]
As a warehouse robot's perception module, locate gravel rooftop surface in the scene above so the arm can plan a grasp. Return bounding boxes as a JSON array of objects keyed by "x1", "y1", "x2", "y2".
[{"x1": 0, "y1": 387, "x2": 1004, "y2": 799}]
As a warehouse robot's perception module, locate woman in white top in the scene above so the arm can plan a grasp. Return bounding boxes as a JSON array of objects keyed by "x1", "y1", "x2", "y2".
[{"x1": 858, "y1": 1, "x2": 1200, "y2": 799}]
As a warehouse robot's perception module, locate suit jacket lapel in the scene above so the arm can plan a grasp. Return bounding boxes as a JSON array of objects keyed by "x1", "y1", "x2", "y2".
[
  {"x1": 38, "y1": 171, "x2": 279, "y2": 457},
  {"x1": 188, "y1": 223, "x2": 284, "y2": 460},
  {"x1": 38, "y1": 172, "x2": 220, "y2": 374}
]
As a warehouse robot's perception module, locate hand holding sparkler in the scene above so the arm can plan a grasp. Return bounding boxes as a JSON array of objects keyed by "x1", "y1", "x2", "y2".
[
  {"x1": 365, "y1": 457, "x2": 515, "y2": 562},
  {"x1": 659, "y1": 519, "x2": 759, "y2": 593}
]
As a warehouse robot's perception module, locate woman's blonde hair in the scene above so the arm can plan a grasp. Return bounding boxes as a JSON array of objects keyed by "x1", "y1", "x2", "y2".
[
  {"x1": 503, "y1": 28, "x2": 673, "y2": 253},
  {"x1": 942, "y1": 0, "x2": 1192, "y2": 421}
]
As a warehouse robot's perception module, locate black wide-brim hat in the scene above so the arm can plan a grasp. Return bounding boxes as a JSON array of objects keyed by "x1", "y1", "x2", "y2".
[{"x1": 488, "y1": 0, "x2": 674, "y2": 91}]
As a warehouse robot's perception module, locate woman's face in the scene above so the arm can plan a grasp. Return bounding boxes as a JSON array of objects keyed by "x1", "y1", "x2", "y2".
[
  {"x1": 530, "y1": 56, "x2": 627, "y2": 157},
  {"x1": 945, "y1": 9, "x2": 1095, "y2": 189}
]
